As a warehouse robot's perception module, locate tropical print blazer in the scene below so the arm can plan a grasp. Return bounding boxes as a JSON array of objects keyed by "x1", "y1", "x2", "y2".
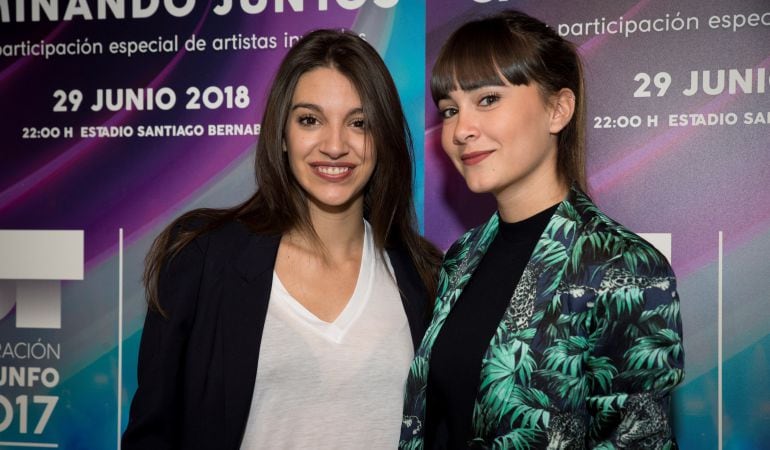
[{"x1": 401, "y1": 187, "x2": 684, "y2": 449}]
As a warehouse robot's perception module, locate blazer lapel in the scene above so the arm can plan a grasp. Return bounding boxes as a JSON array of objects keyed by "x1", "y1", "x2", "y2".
[
  {"x1": 387, "y1": 246, "x2": 428, "y2": 350},
  {"x1": 421, "y1": 214, "x2": 499, "y2": 353},
  {"x1": 472, "y1": 190, "x2": 581, "y2": 437},
  {"x1": 400, "y1": 215, "x2": 499, "y2": 444},
  {"x1": 222, "y1": 231, "x2": 280, "y2": 450}
]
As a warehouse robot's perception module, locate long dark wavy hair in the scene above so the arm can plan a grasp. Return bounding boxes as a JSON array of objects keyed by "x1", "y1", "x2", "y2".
[
  {"x1": 431, "y1": 9, "x2": 587, "y2": 191},
  {"x1": 145, "y1": 29, "x2": 441, "y2": 312}
]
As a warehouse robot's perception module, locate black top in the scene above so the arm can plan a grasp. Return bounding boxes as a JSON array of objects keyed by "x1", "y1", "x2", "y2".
[{"x1": 425, "y1": 203, "x2": 559, "y2": 449}]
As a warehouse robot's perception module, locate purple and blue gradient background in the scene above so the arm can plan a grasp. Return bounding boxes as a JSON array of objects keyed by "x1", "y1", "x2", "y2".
[
  {"x1": 0, "y1": 3, "x2": 425, "y2": 448},
  {"x1": 424, "y1": 1, "x2": 770, "y2": 448},
  {"x1": 1, "y1": 0, "x2": 769, "y2": 447}
]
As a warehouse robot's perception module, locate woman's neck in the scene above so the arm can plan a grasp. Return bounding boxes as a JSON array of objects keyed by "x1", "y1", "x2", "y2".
[
  {"x1": 495, "y1": 175, "x2": 568, "y2": 223},
  {"x1": 287, "y1": 199, "x2": 366, "y2": 263}
]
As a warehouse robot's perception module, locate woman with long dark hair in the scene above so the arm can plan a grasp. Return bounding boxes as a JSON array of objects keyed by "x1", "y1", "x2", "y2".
[
  {"x1": 401, "y1": 10, "x2": 683, "y2": 449},
  {"x1": 122, "y1": 29, "x2": 441, "y2": 449}
]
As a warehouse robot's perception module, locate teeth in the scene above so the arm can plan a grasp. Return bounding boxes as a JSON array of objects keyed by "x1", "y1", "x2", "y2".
[{"x1": 317, "y1": 166, "x2": 350, "y2": 175}]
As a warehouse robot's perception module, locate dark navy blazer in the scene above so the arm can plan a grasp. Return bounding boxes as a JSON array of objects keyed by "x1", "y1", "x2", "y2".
[{"x1": 122, "y1": 220, "x2": 431, "y2": 449}]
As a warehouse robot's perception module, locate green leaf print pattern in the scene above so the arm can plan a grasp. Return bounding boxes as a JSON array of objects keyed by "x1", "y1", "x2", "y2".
[{"x1": 400, "y1": 187, "x2": 683, "y2": 449}]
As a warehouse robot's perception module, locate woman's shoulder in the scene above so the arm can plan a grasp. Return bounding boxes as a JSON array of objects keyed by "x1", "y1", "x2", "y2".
[
  {"x1": 445, "y1": 214, "x2": 499, "y2": 257},
  {"x1": 169, "y1": 214, "x2": 278, "y2": 266},
  {"x1": 570, "y1": 197, "x2": 674, "y2": 280}
]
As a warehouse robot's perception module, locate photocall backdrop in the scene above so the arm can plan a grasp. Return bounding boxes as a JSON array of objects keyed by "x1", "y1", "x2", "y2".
[{"x1": 0, "y1": 0, "x2": 767, "y2": 448}]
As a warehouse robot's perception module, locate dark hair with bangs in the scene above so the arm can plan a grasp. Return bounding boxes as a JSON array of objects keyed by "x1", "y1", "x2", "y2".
[
  {"x1": 144, "y1": 29, "x2": 441, "y2": 314},
  {"x1": 431, "y1": 9, "x2": 587, "y2": 191}
]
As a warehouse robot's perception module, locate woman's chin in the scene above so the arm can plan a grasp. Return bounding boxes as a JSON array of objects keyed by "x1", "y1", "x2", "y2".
[
  {"x1": 463, "y1": 180, "x2": 494, "y2": 195},
  {"x1": 308, "y1": 193, "x2": 364, "y2": 215}
]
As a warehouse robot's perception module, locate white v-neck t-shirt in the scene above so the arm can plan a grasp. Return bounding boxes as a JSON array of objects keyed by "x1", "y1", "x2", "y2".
[{"x1": 240, "y1": 221, "x2": 414, "y2": 449}]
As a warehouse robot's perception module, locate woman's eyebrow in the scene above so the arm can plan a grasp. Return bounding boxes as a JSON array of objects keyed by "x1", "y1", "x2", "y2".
[
  {"x1": 344, "y1": 107, "x2": 364, "y2": 118},
  {"x1": 291, "y1": 103, "x2": 322, "y2": 112},
  {"x1": 290, "y1": 104, "x2": 363, "y2": 117}
]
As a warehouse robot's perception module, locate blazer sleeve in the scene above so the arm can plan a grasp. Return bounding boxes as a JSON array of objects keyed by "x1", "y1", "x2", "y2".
[
  {"x1": 121, "y1": 234, "x2": 207, "y2": 449},
  {"x1": 585, "y1": 249, "x2": 684, "y2": 448}
]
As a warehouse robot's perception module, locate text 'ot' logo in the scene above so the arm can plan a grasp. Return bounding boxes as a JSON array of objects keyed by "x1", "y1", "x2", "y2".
[{"x1": 0, "y1": 230, "x2": 84, "y2": 329}]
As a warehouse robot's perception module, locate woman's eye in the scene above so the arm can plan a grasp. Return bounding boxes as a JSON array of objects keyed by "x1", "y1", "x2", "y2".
[
  {"x1": 440, "y1": 107, "x2": 458, "y2": 119},
  {"x1": 479, "y1": 94, "x2": 500, "y2": 107},
  {"x1": 350, "y1": 118, "x2": 366, "y2": 129},
  {"x1": 298, "y1": 115, "x2": 318, "y2": 126}
]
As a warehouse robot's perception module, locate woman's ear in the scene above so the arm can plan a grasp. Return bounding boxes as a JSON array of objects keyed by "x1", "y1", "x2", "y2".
[{"x1": 548, "y1": 88, "x2": 575, "y2": 134}]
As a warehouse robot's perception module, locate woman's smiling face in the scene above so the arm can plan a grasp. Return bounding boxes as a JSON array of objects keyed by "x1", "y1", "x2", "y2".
[
  {"x1": 284, "y1": 66, "x2": 375, "y2": 214},
  {"x1": 437, "y1": 80, "x2": 562, "y2": 201}
]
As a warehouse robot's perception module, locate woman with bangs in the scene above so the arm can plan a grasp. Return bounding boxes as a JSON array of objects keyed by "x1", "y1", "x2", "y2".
[
  {"x1": 401, "y1": 10, "x2": 683, "y2": 449},
  {"x1": 122, "y1": 29, "x2": 441, "y2": 450}
]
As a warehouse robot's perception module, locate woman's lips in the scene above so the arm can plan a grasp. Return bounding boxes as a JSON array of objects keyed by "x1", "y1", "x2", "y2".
[
  {"x1": 460, "y1": 150, "x2": 494, "y2": 166},
  {"x1": 311, "y1": 163, "x2": 354, "y2": 181}
]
